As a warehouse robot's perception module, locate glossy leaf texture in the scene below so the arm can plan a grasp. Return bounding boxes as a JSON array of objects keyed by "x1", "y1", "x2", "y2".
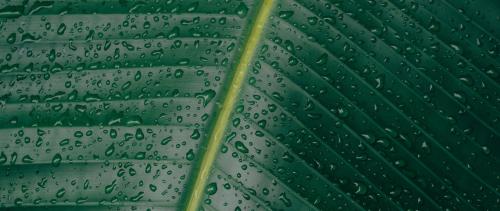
[
  {"x1": 0, "y1": 0, "x2": 259, "y2": 210},
  {"x1": 198, "y1": 0, "x2": 500, "y2": 210},
  {"x1": 1, "y1": 0, "x2": 500, "y2": 210}
]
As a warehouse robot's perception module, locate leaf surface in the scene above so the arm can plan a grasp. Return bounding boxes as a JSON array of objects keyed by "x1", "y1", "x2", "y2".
[{"x1": 1, "y1": 0, "x2": 499, "y2": 210}]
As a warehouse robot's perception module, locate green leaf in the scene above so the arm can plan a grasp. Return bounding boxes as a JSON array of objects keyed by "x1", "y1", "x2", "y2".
[{"x1": 1, "y1": 0, "x2": 499, "y2": 210}]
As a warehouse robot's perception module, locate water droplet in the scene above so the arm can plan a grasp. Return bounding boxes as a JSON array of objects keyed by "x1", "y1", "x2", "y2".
[
  {"x1": 59, "y1": 138, "x2": 70, "y2": 146},
  {"x1": 130, "y1": 191, "x2": 144, "y2": 202},
  {"x1": 22, "y1": 155, "x2": 34, "y2": 163},
  {"x1": 149, "y1": 184, "x2": 157, "y2": 192},
  {"x1": 187, "y1": 2, "x2": 198, "y2": 12},
  {"x1": 0, "y1": 5, "x2": 24, "y2": 18},
  {"x1": 315, "y1": 53, "x2": 328, "y2": 66},
  {"x1": 28, "y1": 1, "x2": 54, "y2": 15},
  {"x1": 174, "y1": 69, "x2": 184, "y2": 78},
  {"x1": 191, "y1": 129, "x2": 201, "y2": 140},
  {"x1": 21, "y1": 33, "x2": 41, "y2": 43},
  {"x1": 427, "y1": 17, "x2": 441, "y2": 32},
  {"x1": 481, "y1": 146, "x2": 490, "y2": 155},
  {"x1": 450, "y1": 43, "x2": 461, "y2": 52},
  {"x1": 48, "y1": 49, "x2": 56, "y2": 62},
  {"x1": 236, "y1": 3, "x2": 248, "y2": 18},
  {"x1": 167, "y1": 26, "x2": 180, "y2": 39},
  {"x1": 257, "y1": 119, "x2": 267, "y2": 128},
  {"x1": 57, "y1": 23, "x2": 67, "y2": 35},
  {"x1": 279, "y1": 10, "x2": 294, "y2": 19},
  {"x1": 338, "y1": 107, "x2": 349, "y2": 118},
  {"x1": 14, "y1": 198, "x2": 23, "y2": 206},
  {"x1": 6, "y1": 33, "x2": 16, "y2": 44},
  {"x1": 282, "y1": 152, "x2": 295, "y2": 162},
  {"x1": 421, "y1": 141, "x2": 430, "y2": 154},
  {"x1": 135, "y1": 128, "x2": 144, "y2": 140},
  {"x1": 375, "y1": 74, "x2": 385, "y2": 89},
  {"x1": 195, "y1": 89, "x2": 216, "y2": 107},
  {"x1": 161, "y1": 136, "x2": 172, "y2": 145},
  {"x1": 83, "y1": 92, "x2": 102, "y2": 102},
  {"x1": 52, "y1": 153, "x2": 62, "y2": 167},
  {"x1": 279, "y1": 192, "x2": 292, "y2": 207},
  {"x1": 206, "y1": 182, "x2": 218, "y2": 195},
  {"x1": 56, "y1": 188, "x2": 66, "y2": 198},
  {"x1": 134, "y1": 71, "x2": 142, "y2": 81},
  {"x1": 354, "y1": 182, "x2": 367, "y2": 195},
  {"x1": 453, "y1": 91, "x2": 466, "y2": 104},
  {"x1": 0, "y1": 152, "x2": 7, "y2": 164},
  {"x1": 135, "y1": 152, "x2": 146, "y2": 159},
  {"x1": 104, "y1": 180, "x2": 117, "y2": 194},
  {"x1": 234, "y1": 141, "x2": 249, "y2": 153},
  {"x1": 105, "y1": 144, "x2": 115, "y2": 156},
  {"x1": 186, "y1": 149, "x2": 195, "y2": 161},
  {"x1": 288, "y1": 56, "x2": 299, "y2": 66}
]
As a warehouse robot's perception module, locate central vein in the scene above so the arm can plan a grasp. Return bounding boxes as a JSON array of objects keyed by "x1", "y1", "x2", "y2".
[{"x1": 183, "y1": 0, "x2": 275, "y2": 210}]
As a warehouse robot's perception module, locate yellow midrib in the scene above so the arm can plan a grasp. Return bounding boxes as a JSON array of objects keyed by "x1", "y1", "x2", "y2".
[{"x1": 183, "y1": 0, "x2": 275, "y2": 210}]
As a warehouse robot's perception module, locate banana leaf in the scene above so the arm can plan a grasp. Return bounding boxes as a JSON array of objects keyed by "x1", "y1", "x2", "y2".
[{"x1": 0, "y1": 0, "x2": 499, "y2": 210}]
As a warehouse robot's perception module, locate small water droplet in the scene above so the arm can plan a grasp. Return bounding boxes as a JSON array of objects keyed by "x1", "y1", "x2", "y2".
[
  {"x1": 57, "y1": 23, "x2": 67, "y2": 35},
  {"x1": 354, "y1": 182, "x2": 367, "y2": 195},
  {"x1": 104, "y1": 180, "x2": 117, "y2": 194},
  {"x1": 52, "y1": 153, "x2": 62, "y2": 167},
  {"x1": 6, "y1": 33, "x2": 16, "y2": 44},
  {"x1": 191, "y1": 129, "x2": 201, "y2": 140},
  {"x1": 135, "y1": 128, "x2": 144, "y2": 140},
  {"x1": 105, "y1": 144, "x2": 115, "y2": 156},
  {"x1": 279, "y1": 10, "x2": 294, "y2": 19},
  {"x1": 56, "y1": 188, "x2": 66, "y2": 198}
]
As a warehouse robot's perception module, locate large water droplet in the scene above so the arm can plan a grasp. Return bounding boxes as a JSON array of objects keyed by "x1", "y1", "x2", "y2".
[
  {"x1": 195, "y1": 89, "x2": 216, "y2": 107},
  {"x1": 234, "y1": 141, "x2": 249, "y2": 153},
  {"x1": 206, "y1": 182, "x2": 218, "y2": 195}
]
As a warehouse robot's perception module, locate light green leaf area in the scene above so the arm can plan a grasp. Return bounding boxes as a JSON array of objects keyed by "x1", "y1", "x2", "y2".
[{"x1": 1, "y1": 0, "x2": 499, "y2": 210}]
